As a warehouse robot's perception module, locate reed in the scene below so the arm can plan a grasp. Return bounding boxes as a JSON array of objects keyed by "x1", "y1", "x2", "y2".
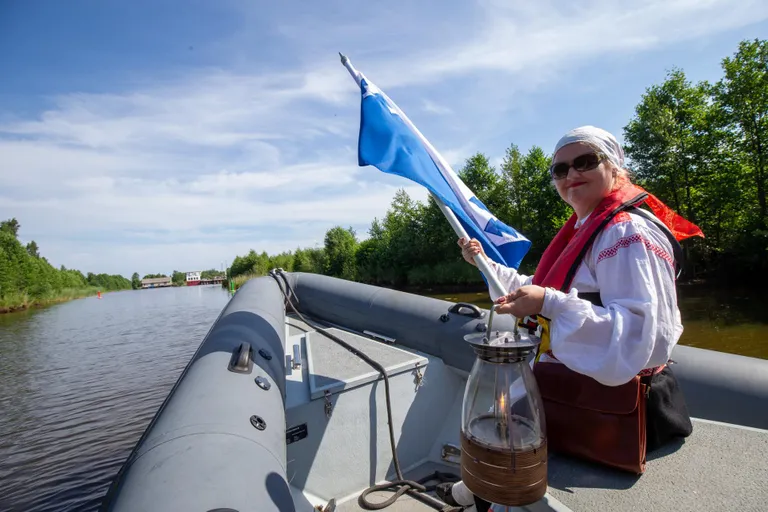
[{"x1": 0, "y1": 287, "x2": 104, "y2": 314}]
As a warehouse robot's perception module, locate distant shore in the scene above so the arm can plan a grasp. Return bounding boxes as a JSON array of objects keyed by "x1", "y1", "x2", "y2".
[{"x1": 0, "y1": 287, "x2": 107, "y2": 314}]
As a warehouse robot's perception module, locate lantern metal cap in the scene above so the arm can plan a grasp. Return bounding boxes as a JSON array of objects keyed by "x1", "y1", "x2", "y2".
[{"x1": 464, "y1": 330, "x2": 540, "y2": 361}]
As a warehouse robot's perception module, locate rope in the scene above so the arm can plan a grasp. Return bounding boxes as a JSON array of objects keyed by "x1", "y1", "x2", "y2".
[{"x1": 268, "y1": 269, "x2": 463, "y2": 511}]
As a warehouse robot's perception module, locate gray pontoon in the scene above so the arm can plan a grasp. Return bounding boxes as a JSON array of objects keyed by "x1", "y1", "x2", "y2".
[{"x1": 100, "y1": 271, "x2": 768, "y2": 512}]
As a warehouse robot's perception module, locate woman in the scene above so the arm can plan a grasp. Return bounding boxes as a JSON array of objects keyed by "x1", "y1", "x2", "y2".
[{"x1": 437, "y1": 126, "x2": 701, "y2": 510}]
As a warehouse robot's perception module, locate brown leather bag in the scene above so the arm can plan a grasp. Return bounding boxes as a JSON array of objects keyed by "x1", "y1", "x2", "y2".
[{"x1": 533, "y1": 361, "x2": 649, "y2": 474}]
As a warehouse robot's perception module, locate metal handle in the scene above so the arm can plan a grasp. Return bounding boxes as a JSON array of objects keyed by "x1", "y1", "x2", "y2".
[
  {"x1": 485, "y1": 305, "x2": 497, "y2": 342},
  {"x1": 447, "y1": 302, "x2": 485, "y2": 318},
  {"x1": 484, "y1": 304, "x2": 520, "y2": 343}
]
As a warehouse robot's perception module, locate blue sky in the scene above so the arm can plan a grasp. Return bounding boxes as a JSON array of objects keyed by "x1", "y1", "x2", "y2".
[{"x1": 1, "y1": 0, "x2": 767, "y2": 277}]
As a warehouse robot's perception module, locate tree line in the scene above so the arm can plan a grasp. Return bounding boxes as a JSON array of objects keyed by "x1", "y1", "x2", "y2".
[
  {"x1": 227, "y1": 39, "x2": 767, "y2": 289},
  {"x1": 1, "y1": 218, "x2": 132, "y2": 310}
]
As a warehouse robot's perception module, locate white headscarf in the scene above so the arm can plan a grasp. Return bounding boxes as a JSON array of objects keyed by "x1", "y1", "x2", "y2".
[{"x1": 553, "y1": 126, "x2": 624, "y2": 168}]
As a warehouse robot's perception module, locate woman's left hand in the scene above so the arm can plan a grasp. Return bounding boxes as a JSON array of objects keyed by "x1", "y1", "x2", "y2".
[{"x1": 494, "y1": 285, "x2": 546, "y2": 318}]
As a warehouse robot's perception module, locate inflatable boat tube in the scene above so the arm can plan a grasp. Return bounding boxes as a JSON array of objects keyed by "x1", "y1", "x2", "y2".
[{"x1": 100, "y1": 276, "x2": 294, "y2": 512}]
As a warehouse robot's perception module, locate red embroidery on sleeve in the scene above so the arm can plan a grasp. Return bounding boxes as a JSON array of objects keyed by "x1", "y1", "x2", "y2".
[{"x1": 596, "y1": 233, "x2": 674, "y2": 267}]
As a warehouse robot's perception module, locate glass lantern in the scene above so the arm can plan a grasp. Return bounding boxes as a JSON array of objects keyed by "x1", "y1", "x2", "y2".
[{"x1": 460, "y1": 318, "x2": 548, "y2": 507}]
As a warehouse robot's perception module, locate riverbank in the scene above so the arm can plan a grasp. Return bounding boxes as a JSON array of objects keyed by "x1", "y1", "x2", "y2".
[
  {"x1": 0, "y1": 287, "x2": 107, "y2": 314},
  {"x1": 229, "y1": 273, "x2": 253, "y2": 290}
]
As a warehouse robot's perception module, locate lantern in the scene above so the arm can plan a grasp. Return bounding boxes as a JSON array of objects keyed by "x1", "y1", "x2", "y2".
[{"x1": 460, "y1": 310, "x2": 548, "y2": 507}]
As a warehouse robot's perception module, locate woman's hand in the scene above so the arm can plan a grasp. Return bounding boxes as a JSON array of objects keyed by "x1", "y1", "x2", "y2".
[
  {"x1": 494, "y1": 285, "x2": 546, "y2": 318},
  {"x1": 457, "y1": 237, "x2": 487, "y2": 267}
]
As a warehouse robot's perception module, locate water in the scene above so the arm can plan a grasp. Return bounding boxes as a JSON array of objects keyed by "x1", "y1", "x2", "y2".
[
  {"x1": 0, "y1": 286, "x2": 231, "y2": 512},
  {"x1": 0, "y1": 281, "x2": 765, "y2": 512}
]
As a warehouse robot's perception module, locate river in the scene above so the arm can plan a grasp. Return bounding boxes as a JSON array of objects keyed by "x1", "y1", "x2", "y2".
[
  {"x1": 0, "y1": 282, "x2": 766, "y2": 511},
  {"x1": 0, "y1": 286, "x2": 231, "y2": 512}
]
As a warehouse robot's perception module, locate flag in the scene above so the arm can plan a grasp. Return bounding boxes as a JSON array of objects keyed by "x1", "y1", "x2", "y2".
[{"x1": 352, "y1": 70, "x2": 531, "y2": 270}]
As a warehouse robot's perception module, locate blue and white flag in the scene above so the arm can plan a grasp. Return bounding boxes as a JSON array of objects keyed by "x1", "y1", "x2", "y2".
[{"x1": 350, "y1": 66, "x2": 531, "y2": 270}]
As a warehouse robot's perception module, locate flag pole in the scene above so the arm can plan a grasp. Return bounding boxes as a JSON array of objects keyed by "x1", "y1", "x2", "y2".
[{"x1": 339, "y1": 53, "x2": 509, "y2": 302}]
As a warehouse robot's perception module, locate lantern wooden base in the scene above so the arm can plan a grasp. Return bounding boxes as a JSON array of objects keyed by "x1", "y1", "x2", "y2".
[{"x1": 460, "y1": 430, "x2": 548, "y2": 506}]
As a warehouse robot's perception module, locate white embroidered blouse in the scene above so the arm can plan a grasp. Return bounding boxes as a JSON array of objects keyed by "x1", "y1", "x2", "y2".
[{"x1": 487, "y1": 210, "x2": 683, "y2": 387}]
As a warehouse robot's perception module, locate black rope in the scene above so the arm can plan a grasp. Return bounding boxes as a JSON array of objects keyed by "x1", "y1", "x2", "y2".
[{"x1": 268, "y1": 270, "x2": 462, "y2": 511}]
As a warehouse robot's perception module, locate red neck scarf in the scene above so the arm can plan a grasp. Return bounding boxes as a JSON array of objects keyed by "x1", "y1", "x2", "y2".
[{"x1": 531, "y1": 184, "x2": 703, "y2": 292}]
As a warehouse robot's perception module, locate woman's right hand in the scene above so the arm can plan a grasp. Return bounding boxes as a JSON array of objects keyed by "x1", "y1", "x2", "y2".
[{"x1": 457, "y1": 237, "x2": 486, "y2": 267}]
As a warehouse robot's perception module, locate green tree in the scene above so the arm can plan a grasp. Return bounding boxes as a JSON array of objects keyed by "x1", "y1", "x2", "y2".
[
  {"x1": 293, "y1": 248, "x2": 326, "y2": 274},
  {"x1": 624, "y1": 68, "x2": 711, "y2": 222},
  {"x1": 172, "y1": 271, "x2": 186, "y2": 286},
  {"x1": 131, "y1": 272, "x2": 141, "y2": 289},
  {"x1": 381, "y1": 190, "x2": 423, "y2": 286},
  {"x1": 624, "y1": 68, "x2": 735, "y2": 276},
  {"x1": 459, "y1": 153, "x2": 498, "y2": 200},
  {"x1": 716, "y1": 38, "x2": 768, "y2": 228},
  {"x1": 499, "y1": 144, "x2": 527, "y2": 233},
  {"x1": 0, "y1": 218, "x2": 20, "y2": 238},
  {"x1": 26, "y1": 241, "x2": 39, "y2": 258},
  {"x1": 323, "y1": 226, "x2": 358, "y2": 280}
]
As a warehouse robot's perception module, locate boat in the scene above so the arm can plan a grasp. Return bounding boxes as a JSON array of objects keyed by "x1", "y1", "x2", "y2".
[
  {"x1": 99, "y1": 270, "x2": 768, "y2": 511},
  {"x1": 186, "y1": 271, "x2": 202, "y2": 286}
]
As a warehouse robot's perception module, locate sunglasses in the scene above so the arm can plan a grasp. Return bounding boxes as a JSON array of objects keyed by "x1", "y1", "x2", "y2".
[{"x1": 549, "y1": 152, "x2": 605, "y2": 180}]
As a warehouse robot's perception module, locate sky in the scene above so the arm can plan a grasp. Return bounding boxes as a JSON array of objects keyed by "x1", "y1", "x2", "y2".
[{"x1": 1, "y1": 0, "x2": 767, "y2": 278}]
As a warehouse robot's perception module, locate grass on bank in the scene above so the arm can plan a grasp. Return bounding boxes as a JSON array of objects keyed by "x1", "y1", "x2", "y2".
[
  {"x1": 0, "y1": 287, "x2": 106, "y2": 314},
  {"x1": 230, "y1": 274, "x2": 256, "y2": 290}
]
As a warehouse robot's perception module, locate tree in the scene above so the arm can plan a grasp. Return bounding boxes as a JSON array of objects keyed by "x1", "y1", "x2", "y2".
[
  {"x1": 132, "y1": 272, "x2": 141, "y2": 289},
  {"x1": 624, "y1": 68, "x2": 711, "y2": 223},
  {"x1": 26, "y1": 241, "x2": 39, "y2": 258},
  {"x1": 323, "y1": 226, "x2": 358, "y2": 280},
  {"x1": 172, "y1": 271, "x2": 186, "y2": 286},
  {"x1": 381, "y1": 189, "x2": 423, "y2": 285},
  {"x1": 201, "y1": 269, "x2": 225, "y2": 279},
  {"x1": 716, "y1": 38, "x2": 768, "y2": 229},
  {"x1": 293, "y1": 248, "x2": 326, "y2": 274},
  {"x1": 0, "y1": 218, "x2": 20, "y2": 238},
  {"x1": 499, "y1": 144, "x2": 527, "y2": 233},
  {"x1": 623, "y1": 67, "x2": 746, "y2": 276},
  {"x1": 459, "y1": 153, "x2": 498, "y2": 200}
]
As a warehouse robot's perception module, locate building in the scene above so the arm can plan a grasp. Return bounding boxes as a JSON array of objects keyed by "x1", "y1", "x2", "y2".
[
  {"x1": 141, "y1": 277, "x2": 172, "y2": 289},
  {"x1": 186, "y1": 271, "x2": 201, "y2": 286}
]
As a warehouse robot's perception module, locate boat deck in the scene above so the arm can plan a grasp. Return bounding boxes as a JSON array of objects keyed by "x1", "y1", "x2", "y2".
[
  {"x1": 335, "y1": 419, "x2": 768, "y2": 512},
  {"x1": 285, "y1": 315, "x2": 768, "y2": 512}
]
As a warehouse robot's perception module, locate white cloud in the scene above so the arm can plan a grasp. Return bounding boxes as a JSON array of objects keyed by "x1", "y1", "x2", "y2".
[
  {"x1": 423, "y1": 100, "x2": 453, "y2": 115},
  {"x1": 2, "y1": 0, "x2": 766, "y2": 276}
]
